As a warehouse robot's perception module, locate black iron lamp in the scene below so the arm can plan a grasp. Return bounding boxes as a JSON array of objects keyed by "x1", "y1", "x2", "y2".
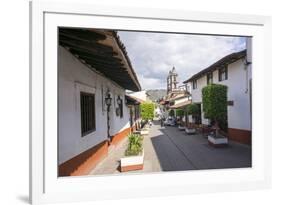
[
  {"x1": 117, "y1": 96, "x2": 122, "y2": 105},
  {"x1": 105, "y1": 92, "x2": 112, "y2": 109},
  {"x1": 105, "y1": 91, "x2": 112, "y2": 142},
  {"x1": 115, "y1": 96, "x2": 122, "y2": 117}
]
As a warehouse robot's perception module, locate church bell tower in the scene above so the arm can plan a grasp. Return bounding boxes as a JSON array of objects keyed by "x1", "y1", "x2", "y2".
[{"x1": 167, "y1": 66, "x2": 178, "y2": 94}]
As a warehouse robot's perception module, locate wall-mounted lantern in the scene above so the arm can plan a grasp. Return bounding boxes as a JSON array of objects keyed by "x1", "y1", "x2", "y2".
[
  {"x1": 117, "y1": 96, "x2": 122, "y2": 106},
  {"x1": 105, "y1": 92, "x2": 112, "y2": 110},
  {"x1": 105, "y1": 90, "x2": 112, "y2": 142}
]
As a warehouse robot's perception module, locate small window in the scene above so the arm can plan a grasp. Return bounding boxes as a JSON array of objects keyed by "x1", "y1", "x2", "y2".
[
  {"x1": 219, "y1": 66, "x2": 228, "y2": 81},
  {"x1": 207, "y1": 72, "x2": 213, "y2": 84},
  {"x1": 192, "y1": 79, "x2": 197, "y2": 89},
  {"x1": 80, "y1": 92, "x2": 96, "y2": 136}
]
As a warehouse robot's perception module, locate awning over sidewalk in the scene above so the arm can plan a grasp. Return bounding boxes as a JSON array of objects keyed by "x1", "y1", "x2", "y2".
[
  {"x1": 125, "y1": 95, "x2": 143, "y2": 105},
  {"x1": 59, "y1": 28, "x2": 141, "y2": 91}
]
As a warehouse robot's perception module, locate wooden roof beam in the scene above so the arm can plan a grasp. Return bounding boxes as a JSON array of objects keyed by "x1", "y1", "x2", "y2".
[
  {"x1": 59, "y1": 38, "x2": 116, "y2": 54},
  {"x1": 59, "y1": 28, "x2": 107, "y2": 41},
  {"x1": 68, "y1": 49, "x2": 122, "y2": 63}
]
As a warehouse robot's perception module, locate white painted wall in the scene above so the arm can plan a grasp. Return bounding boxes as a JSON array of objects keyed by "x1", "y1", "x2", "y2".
[
  {"x1": 190, "y1": 76, "x2": 207, "y2": 104},
  {"x1": 247, "y1": 38, "x2": 252, "y2": 63},
  {"x1": 188, "y1": 58, "x2": 251, "y2": 131},
  {"x1": 58, "y1": 46, "x2": 130, "y2": 164},
  {"x1": 155, "y1": 106, "x2": 161, "y2": 116},
  {"x1": 187, "y1": 76, "x2": 209, "y2": 125}
]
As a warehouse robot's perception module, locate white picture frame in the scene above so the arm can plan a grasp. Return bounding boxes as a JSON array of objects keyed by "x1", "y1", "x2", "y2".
[{"x1": 30, "y1": 0, "x2": 272, "y2": 204}]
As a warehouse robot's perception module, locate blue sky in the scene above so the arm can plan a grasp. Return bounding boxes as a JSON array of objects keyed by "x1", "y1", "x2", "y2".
[{"x1": 118, "y1": 31, "x2": 246, "y2": 90}]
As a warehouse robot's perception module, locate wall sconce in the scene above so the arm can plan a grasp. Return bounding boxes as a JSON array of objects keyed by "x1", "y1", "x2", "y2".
[
  {"x1": 117, "y1": 95, "x2": 122, "y2": 105},
  {"x1": 105, "y1": 90, "x2": 112, "y2": 142},
  {"x1": 105, "y1": 91, "x2": 112, "y2": 108},
  {"x1": 115, "y1": 96, "x2": 122, "y2": 116}
]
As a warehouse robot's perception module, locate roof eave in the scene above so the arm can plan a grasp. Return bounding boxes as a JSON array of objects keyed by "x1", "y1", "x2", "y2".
[
  {"x1": 183, "y1": 49, "x2": 247, "y2": 84},
  {"x1": 59, "y1": 28, "x2": 141, "y2": 92}
]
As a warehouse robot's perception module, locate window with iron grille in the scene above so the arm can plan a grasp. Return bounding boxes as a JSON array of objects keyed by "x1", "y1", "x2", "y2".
[
  {"x1": 80, "y1": 92, "x2": 96, "y2": 136},
  {"x1": 218, "y1": 66, "x2": 228, "y2": 81},
  {"x1": 207, "y1": 72, "x2": 213, "y2": 84}
]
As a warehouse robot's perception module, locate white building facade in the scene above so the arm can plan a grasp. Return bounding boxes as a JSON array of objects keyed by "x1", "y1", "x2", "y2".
[
  {"x1": 184, "y1": 41, "x2": 252, "y2": 144},
  {"x1": 58, "y1": 28, "x2": 141, "y2": 176}
]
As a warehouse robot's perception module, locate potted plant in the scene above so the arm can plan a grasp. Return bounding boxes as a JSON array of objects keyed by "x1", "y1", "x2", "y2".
[
  {"x1": 176, "y1": 109, "x2": 185, "y2": 130},
  {"x1": 120, "y1": 133, "x2": 144, "y2": 172},
  {"x1": 185, "y1": 103, "x2": 199, "y2": 134},
  {"x1": 140, "y1": 128, "x2": 149, "y2": 135},
  {"x1": 202, "y1": 84, "x2": 228, "y2": 147}
]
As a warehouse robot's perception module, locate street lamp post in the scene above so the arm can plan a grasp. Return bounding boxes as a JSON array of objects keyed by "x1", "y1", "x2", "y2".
[{"x1": 105, "y1": 91, "x2": 112, "y2": 143}]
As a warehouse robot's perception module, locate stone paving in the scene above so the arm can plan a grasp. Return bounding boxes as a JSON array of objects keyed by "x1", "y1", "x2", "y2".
[
  {"x1": 89, "y1": 122, "x2": 162, "y2": 175},
  {"x1": 89, "y1": 121, "x2": 251, "y2": 176}
]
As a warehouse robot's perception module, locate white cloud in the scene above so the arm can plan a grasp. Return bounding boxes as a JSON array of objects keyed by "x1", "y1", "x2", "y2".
[
  {"x1": 137, "y1": 75, "x2": 166, "y2": 90},
  {"x1": 118, "y1": 31, "x2": 246, "y2": 89}
]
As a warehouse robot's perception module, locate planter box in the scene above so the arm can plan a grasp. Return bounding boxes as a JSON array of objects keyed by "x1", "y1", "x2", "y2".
[
  {"x1": 185, "y1": 128, "x2": 196, "y2": 134},
  {"x1": 178, "y1": 125, "x2": 185, "y2": 130},
  {"x1": 120, "y1": 150, "x2": 144, "y2": 172},
  {"x1": 140, "y1": 129, "x2": 149, "y2": 135},
  {"x1": 208, "y1": 135, "x2": 228, "y2": 147},
  {"x1": 133, "y1": 130, "x2": 141, "y2": 135}
]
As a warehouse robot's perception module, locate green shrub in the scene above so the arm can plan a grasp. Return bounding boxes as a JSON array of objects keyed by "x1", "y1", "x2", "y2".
[
  {"x1": 140, "y1": 103, "x2": 155, "y2": 121},
  {"x1": 125, "y1": 134, "x2": 143, "y2": 156},
  {"x1": 186, "y1": 103, "x2": 200, "y2": 115},
  {"x1": 202, "y1": 84, "x2": 228, "y2": 134},
  {"x1": 169, "y1": 109, "x2": 175, "y2": 117},
  {"x1": 176, "y1": 109, "x2": 184, "y2": 117}
]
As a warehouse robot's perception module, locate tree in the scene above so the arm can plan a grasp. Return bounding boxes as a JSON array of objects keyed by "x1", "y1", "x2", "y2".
[
  {"x1": 140, "y1": 102, "x2": 155, "y2": 121},
  {"x1": 202, "y1": 84, "x2": 227, "y2": 136},
  {"x1": 186, "y1": 103, "x2": 200, "y2": 126},
  {"x1": 186, "y1": 103, "x2": 200, "y2": 116},
  {"x1": 176, "y1": 109, "x2": 184, "y2": 117},
  {"x1": 169, "y1": 109, "x2": 175, "y2": 117}
]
